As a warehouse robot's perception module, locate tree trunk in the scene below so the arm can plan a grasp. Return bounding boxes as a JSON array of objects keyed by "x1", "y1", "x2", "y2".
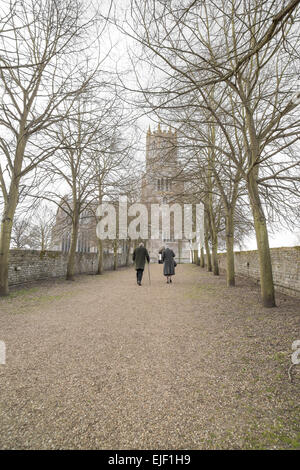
[
  {"x1": 125, "y1": 239, "x2": 131, "y2": 266},
  {"x1": 66, "y1": 218, "x2": 79, "y2": 281},
  {"x1": 207, "y1": 209, "x2": 219, "y2": 275},
  {"x1": 200, "y1": 246, "x2": 205, "y2": 268},
  {"x1": 0, "y1": 137, "x2": 25, "y2": 296},
  {"x1": 41, "y1": 227, "x2": 46, "y2": 251},
  {"x1": 0, "y1": 191, "x2": 19, "y2": 296},
  {"x1": 247, "y1": 175, "x2": 275, "y2": 307},
  {"x1": 204, "y1": 233, "x2": 212, "y2": 272},
  {"x1": 178, "y1": 239, "x2": 182, "y2": 264},
  {"x1": 113, "y1": 240, "x2": 118, "y2": 270},
  {"x1": 211, "y1": 233, "x2": 219, "y2": 276},
  {"x1": 97, "y1": 238, "x2": 103, "y2": 274},
  {"x1": 0, "y1": 209, "x2": 14, "y2": 296},
  {"x1": 244, "y1": 103, "x2": 275, "y2": 306},
  {"x1": 225, "y1": 209, "x2": 235, "y2": 286}
]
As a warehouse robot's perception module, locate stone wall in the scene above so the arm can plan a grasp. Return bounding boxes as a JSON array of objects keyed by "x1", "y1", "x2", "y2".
[
  {"x1": 8, "y1": 250, "x2": 128, "y2": 286},
  {"x1": 218, "y1": 246, "x2": 300, "y2": 298}
]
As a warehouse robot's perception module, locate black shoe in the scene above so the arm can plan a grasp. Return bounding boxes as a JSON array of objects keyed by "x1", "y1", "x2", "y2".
[
  {"x1": 138, "y1": 281, "x2": 141, "y2": 286},
  {"x1": 170, "y1": 278, "x2": 172, "y2": 283}
]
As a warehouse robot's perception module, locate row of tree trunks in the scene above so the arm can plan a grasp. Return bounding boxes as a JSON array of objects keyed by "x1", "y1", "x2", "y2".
[
  {"x1": 199, "y1": 179, "x2": 274, "y2": 306},
  {"x1": 97, "y1": 238, "x2": 132, "y2": 276}
]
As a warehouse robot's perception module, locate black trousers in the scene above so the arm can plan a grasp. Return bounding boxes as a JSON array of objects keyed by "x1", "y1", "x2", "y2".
[{"x1": 136, "y1": 269, "x2": 144, "y2": 283}]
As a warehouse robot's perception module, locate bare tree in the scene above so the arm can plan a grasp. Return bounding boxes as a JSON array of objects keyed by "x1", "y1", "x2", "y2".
[
  {"x1": 90, "y1": 126, "x2": 140, "y2": 274},
  {"x1": 40, "y1": 97, "x2": 113, "y2": 280},
  {"x1": 10, "y1": 215, "x2": 31, "y2": 249},
  {"x1": 0, "y1": 0, "x2": 103, "y2": 295},
  {"x1": 118, "y1": 0, "x2": 300, "y2": 307},
  {"x1": 26, "y1": 205, "x2": 56, "y2": 251}
]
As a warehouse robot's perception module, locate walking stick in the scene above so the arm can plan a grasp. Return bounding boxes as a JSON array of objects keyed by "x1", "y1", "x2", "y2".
[{"x1": 147, "y1": 262, "x2": 151, "y2": 285}]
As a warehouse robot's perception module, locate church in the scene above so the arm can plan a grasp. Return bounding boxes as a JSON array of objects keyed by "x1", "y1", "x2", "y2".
[
  {"x1": 51, "y1": 124, "x2": 193, "y2": 263},
  {"x1": 141, "y1": 124, "x2": 191, "y2": 263}
]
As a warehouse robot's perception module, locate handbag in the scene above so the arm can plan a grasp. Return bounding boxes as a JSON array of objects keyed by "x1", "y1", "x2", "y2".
[{"x1": 174, "y1": 260, "x2": 177, "y2": 267}]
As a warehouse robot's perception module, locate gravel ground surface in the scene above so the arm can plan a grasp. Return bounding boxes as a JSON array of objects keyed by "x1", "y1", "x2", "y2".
[{"x1": 0, "y1": 263, "x2": 299, "y2": 450}]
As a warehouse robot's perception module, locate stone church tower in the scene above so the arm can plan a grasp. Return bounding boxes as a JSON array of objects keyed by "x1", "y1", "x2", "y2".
[{"x1": 141, "y1": 124, "x2": 190, "y2": 263}]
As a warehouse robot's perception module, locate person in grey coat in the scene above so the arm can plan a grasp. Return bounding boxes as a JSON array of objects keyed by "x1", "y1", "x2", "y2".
[
  {"x1": 162, "y1": 246, "x2": 176, "y2": 284},
  {"x1": 133, "y1": 242, "x2": 150, "y2": 285}
]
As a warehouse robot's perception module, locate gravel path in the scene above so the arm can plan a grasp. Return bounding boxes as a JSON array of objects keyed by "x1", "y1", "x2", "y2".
[{"x1": 0, "y1": 264, "x2": 299, "y2": 449}]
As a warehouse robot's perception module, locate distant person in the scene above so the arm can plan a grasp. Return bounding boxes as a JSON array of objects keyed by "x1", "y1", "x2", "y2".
[
  {"x1": 162, "y1": 245, "x2": 176, "y2": 284},
  {"x1": 133, "y1": 242, "x2": 150, "y2": 286}
]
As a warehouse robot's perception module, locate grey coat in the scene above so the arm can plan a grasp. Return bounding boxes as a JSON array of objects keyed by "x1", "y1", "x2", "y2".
[
  {"x1": 162, "y1": 248, "x2": 175, "y2": 276},
  {"x1": 133, "y1": 246, "x2": 150, "y2": 270}
]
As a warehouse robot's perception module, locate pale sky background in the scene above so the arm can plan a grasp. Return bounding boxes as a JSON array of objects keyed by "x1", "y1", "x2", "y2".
[{"x1": 244, "y1": 229, "x2": 300, "y2": 250}]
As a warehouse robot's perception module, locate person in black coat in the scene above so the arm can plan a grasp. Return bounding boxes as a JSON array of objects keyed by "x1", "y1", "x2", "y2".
[
  {"x1": 162, "y1": 246, "x2": 176, "y2": 284},
  {"x1": 132, "y1": 242, "x2": 150, "y2": 285}
]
